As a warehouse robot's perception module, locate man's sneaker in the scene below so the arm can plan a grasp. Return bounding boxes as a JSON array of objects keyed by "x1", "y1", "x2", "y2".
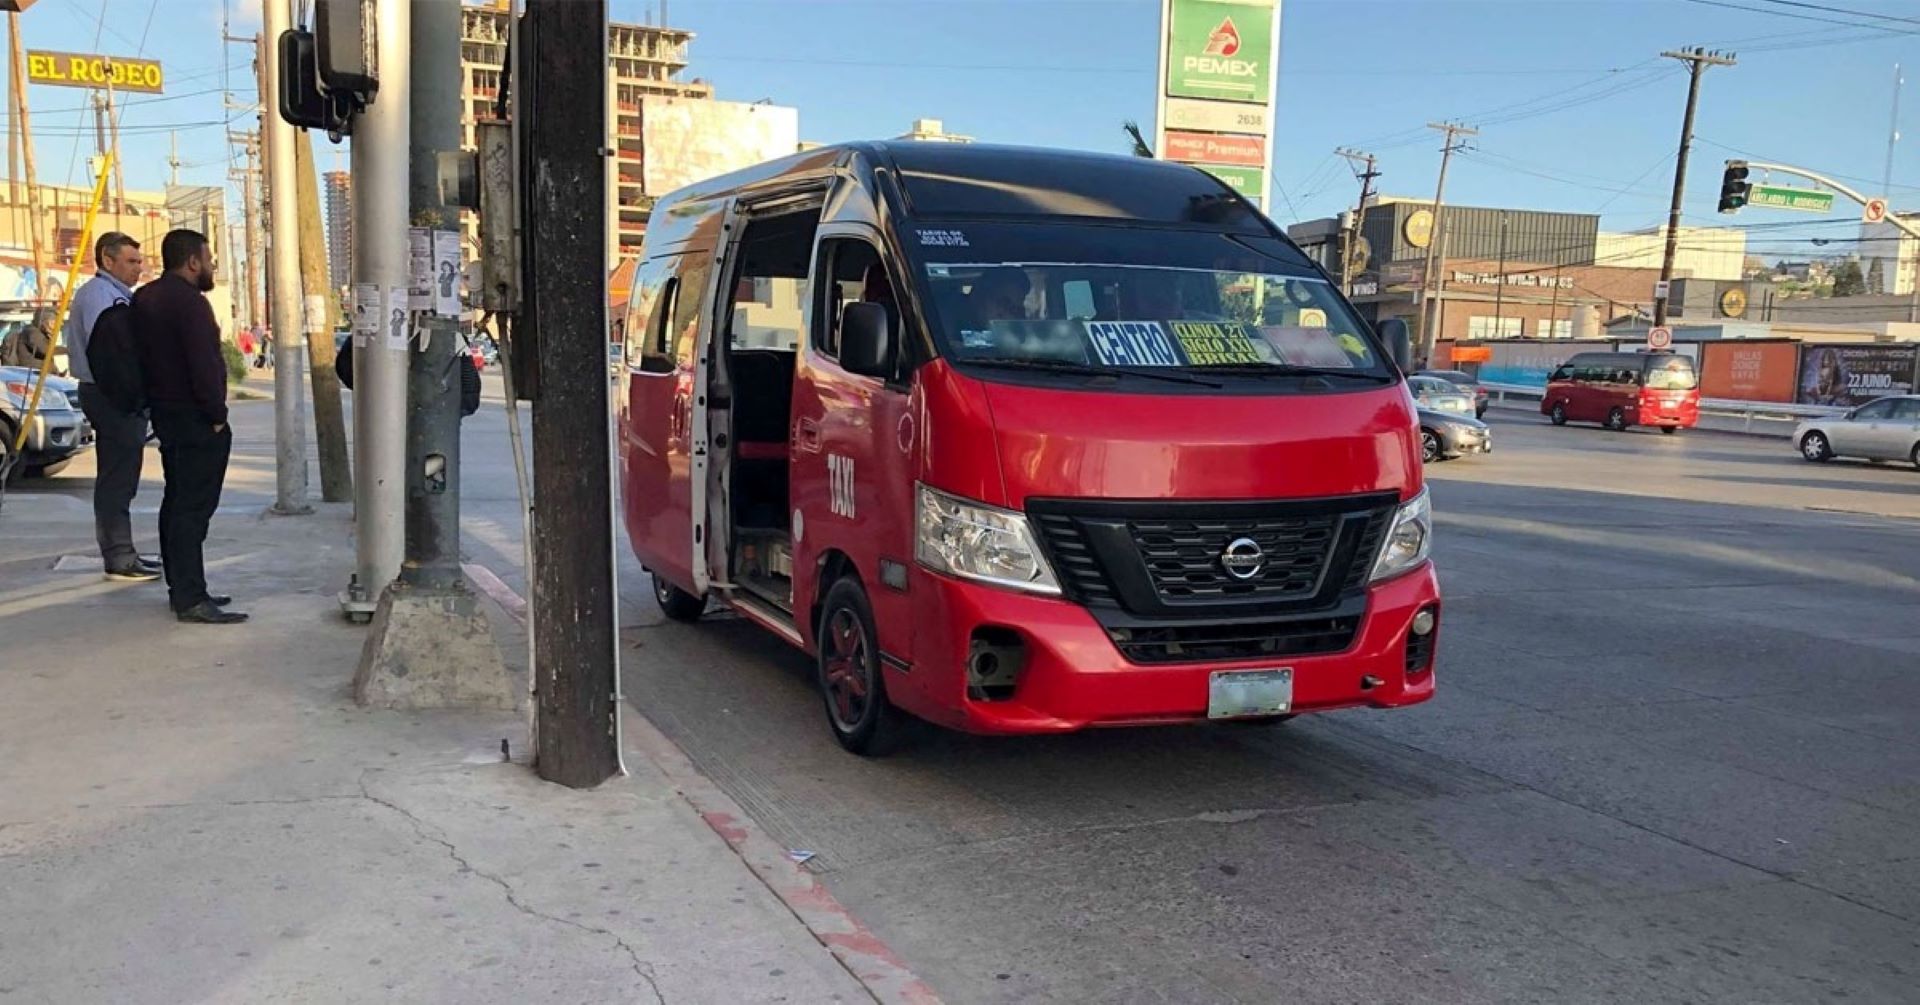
[
  {"x1": 176, "y1": 601, "x2": 248, "y2": 625},
  {"x1": 105, "y1": 564, "x2": 161, "y2": 582},
  {"x1": 137, "y1": 555, "x2": 163, "y2": 571}
]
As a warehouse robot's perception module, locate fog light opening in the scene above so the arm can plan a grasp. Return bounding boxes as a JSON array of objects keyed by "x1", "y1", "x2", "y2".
[
  {"x1": 967, "y1": 626, "x2": 1026, "y2": 702},
  {"x1": 1405, "y1": 605, "x2": 1439, "y2": 677}
]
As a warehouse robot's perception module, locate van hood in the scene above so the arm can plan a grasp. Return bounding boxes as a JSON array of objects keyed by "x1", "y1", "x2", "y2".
[{"x1": 955, "y1": 372, "x2": 1422, "y2": 507}]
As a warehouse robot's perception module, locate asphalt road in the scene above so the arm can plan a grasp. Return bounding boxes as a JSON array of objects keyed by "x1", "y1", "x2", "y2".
[
  {"x1": 27, "y1": 380, "x2": 1901, "y2": 1003},
  {"x1": 440, "y1": 398, "x2": 1920, "y2": 1004}
]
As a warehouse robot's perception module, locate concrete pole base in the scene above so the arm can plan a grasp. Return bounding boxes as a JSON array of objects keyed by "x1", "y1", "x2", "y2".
[{"x1": 353, "y1": 580, "x2": 518, "y2": 710}]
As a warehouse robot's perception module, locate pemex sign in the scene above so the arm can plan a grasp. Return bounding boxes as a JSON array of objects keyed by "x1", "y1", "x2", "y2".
[
  {"x1": 1156, "y1": 0, "x2": 1280, "y2": 208},
  {"x1": 1165, "y1": 0, "x2": 1275, "y2": 103}
]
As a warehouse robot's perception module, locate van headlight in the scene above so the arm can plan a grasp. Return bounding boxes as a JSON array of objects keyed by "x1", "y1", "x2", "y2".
[
  {"x1": 1369, "y1": 487, "x2": 1432, "y2": 583},
  {"x1": 915, "y1": 483, "x2": 1061, "y2": 595}
]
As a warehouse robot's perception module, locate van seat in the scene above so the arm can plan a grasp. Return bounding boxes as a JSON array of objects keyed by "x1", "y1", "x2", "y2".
[{"x1": 730, "y1": 350, "x2": 796, "y2": 445}]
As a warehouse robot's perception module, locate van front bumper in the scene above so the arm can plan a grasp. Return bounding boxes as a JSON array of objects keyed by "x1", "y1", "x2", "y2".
[{"x1": 895, "y1": 564, "x2": 1439, "y2": 735}]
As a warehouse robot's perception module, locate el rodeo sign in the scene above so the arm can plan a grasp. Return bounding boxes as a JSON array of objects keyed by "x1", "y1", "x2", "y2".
[{"x1": 27, "y1": 51, "x2": 164, "y2": 94}]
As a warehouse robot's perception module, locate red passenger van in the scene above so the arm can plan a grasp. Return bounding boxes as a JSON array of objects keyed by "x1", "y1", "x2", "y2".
[
  {"x1": 1541, "y1": 350, "x2": 1700, "y2": 433},
  {"x1": 618, "y1": 143, "x2": 1438, "y2": 754}
]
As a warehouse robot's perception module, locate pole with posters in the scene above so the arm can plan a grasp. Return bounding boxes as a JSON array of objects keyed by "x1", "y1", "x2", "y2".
[
  {"x1": 344, "y1": 0, "x2": 412, "y2": 619},
  {"x1": 1153, "y1": 0, "x2": 1280, "y2": 212},
  {"x1": 353, "y1": 0, "x2": 510, "y2": 710}
]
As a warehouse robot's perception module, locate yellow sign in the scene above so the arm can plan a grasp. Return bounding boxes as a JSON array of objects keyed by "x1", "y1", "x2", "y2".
[
  {"x1": 1719, "y1": 287, "x2": 1748, "y2": 318},
  {"x1": 26, "y1": 51, "x2": 163, "y2": 93},
  {"x1": 1404, "y1": 209, "x2": 1434, "y2": 249},
  {"x1": 1170, "y1": 321, "x2": 1265, "y2": 365}
]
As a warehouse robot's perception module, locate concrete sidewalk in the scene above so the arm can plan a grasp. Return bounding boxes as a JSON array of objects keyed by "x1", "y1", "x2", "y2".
[{"x1": 0, "y1": 401, "x2": 876, "y2": 1003}]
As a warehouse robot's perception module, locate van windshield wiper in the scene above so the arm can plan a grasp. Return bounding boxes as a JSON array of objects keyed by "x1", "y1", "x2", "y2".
[
  {"x1": 962, "y1": 357, "x2": 1222, "y2": 388},
  {"x1": 1190, "y1": 364, "x2": 1389, "y2": 382}
]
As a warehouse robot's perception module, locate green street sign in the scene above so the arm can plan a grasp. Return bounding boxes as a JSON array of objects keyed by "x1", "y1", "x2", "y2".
[
  {"x1": 1166, "y1": 0, "x2": 1276, "y2": 104},
  {"x1": 1747, "y1": 184, "x2": 1835, "y2": 213}
]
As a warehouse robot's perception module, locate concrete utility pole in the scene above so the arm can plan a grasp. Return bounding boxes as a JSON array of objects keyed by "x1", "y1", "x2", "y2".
[
  {"x1": 354, "y1": 0, "x2": 510, "y2": 711},
  {"x1": 261, "y1": 0, "x2": 311, "y2": 516},
  {"x1": 8, "y1": 13, "x2": 47, "y2": 298},
  {"x1": 1653, "y1": 48, "x2": 1736, "y2": 329},
  {"x1": 1417, "y1": 121, "x2": 1476, "y2": 364},
  {"x1": 293, "y1": 132, "x2": 352, "y2": 503},
  {"x1": 1335, "y1": 147, "x2": 1378, "y2": 294},
  {"x1": 345, "y1": 0, "x2": 413, "y2": 619},
  {"x1": 526, "y1": 0, "x2": 621, "y2": 788}
]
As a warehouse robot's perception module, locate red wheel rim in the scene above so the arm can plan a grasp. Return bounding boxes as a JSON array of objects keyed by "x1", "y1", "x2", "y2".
[{"x1": 823, "y1": 608, "x2": 870, "y2": 729}]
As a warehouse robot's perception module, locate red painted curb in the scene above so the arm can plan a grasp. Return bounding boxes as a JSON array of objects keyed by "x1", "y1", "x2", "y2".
[{"x1": 469, "y1": 562, "x2": 940, "y2": 1004}]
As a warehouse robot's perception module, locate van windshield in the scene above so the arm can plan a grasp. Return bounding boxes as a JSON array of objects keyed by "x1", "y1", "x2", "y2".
[
  {"x1": 906, "y1": 223, "x2": 1391, "y2": 382},
  {"x1": 1645, "y1": 357, "x2": 1698, "y2": 390}
]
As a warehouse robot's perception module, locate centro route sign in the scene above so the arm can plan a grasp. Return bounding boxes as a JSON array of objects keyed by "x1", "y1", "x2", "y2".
[{"x1": 1747, "y1": 184, "x2": 1835, "y2": 213}]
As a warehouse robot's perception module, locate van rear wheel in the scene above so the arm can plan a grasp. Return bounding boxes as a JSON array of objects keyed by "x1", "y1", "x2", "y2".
[
  {"x1": 816, "y1": 577, "x2": 907, "y2": 756},
  {"x1": 651, "y1": 572, "x2": 706, "y2": 622}
]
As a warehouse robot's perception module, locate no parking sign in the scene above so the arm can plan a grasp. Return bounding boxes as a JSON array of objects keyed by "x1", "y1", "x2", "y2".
[{"x1": 1647, "y1": 326, "x2": 1673, "y2": 350}]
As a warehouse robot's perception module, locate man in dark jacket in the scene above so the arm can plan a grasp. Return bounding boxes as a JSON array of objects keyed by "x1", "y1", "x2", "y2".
[{"x1": 136, "y1": 229, "x2": 245, "y2": 625}]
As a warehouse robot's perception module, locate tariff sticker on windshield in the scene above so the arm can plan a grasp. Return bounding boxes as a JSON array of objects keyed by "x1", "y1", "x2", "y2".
[
  {"x1": 1261, "y1": 326, "x2": 1356, "y2": 368},
  {"x1": 1084, "y1": 321, "x2": 1181, "y2": 367},
  {"x1": 916, "y1": 229, "x2": 969, "y2": 248},
  {"x1": 1169, "y1": 321, "x2": 1267, "y2": 365}
]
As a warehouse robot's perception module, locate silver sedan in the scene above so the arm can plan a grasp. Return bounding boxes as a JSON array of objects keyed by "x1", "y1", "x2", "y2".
[{"x1": 1793, "y1": 395, "x2": 1920, "y2": 468}]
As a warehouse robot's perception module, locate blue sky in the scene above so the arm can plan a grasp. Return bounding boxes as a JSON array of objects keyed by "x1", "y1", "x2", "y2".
[{"x1": 15, "y1": 0, "x2": 1920, "y2": 264}]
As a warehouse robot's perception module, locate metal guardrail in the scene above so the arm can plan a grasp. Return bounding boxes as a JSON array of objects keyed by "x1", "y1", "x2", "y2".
[{"x1": 1478, "y1": 381, "x2": 1849, "y2": 433}]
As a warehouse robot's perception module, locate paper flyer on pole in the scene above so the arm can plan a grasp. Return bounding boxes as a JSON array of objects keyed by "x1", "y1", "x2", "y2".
[
  {"x1": 352, "y1": 282, "x2": 380, "y2": 347},
  {"x1": 432, "y1": 230, "x2": 462, "y2": 317},
  {"x1": 408, "y1": 227, "x2": 432, "y2": 309},
  {"x1": 385, "y1": 286, "x2": 410, "y2": 352}
]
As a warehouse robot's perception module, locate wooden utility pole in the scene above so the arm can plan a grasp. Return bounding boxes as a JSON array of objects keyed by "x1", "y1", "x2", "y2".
[
  {"x1": 294, "y1": 129, "x2": 351, "y2": 502},
  {"x1": 9, "y1": 13, "x2": 46, "y2": 297},
  {"x1": 229, "y1": 131, "x2": 264, "y2": 332},
  {"x1": 1416, "y1": 120, "x2": 1476, "y2": 364},
  {"x1": 1334, "y1": 147, "x2": 1378, "y2": 294},
  {"x1": 1653, "y1": 48, "x2": 1735, "y2": 329},
  {"x1": 527, "y1": 0, "x2": 620, "y2": 788}
]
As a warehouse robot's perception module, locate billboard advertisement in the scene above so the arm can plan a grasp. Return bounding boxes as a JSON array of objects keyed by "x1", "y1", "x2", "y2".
[
  {"x1": 1795, "y1": 344, "x2": 1918, "y2": 408},
  {"x1": 1478, "y1": 339, "x2": 1611, "y2": 389},
  {"x1": 640, "y1": 97, "x2": 799, "y2": 197},
  {"x1": 1700, "y1": 341, "x2": 1797, "y2": 403},
  {"x1": 1154, "y1": 0, "x2": 1280, "y2": 209}
]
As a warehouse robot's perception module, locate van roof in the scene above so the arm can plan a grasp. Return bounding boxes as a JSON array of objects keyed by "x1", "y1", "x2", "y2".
[{"x1": 652, "y1": 141, "x2": 1273, "y2": 234}]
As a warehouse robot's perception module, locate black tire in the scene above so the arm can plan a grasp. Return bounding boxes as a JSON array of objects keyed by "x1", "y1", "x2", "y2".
[
  {"x1": 1659, "y1": 426, "x2": 1677, "y2": 436},
  {"x1": 651, "y1": 572, "x2": 705, "y2": 621},
  {"x1": 0, "y1": 419, "x2": 18, "y2": 486},
  {"x1": 816, "y1": 576, "x2": 907, "y2": 756},
  {"x1": 1549, "y1": 402, "x2": 1567, "y2": 426},
  {"x1": 1607, "y1": 407, "x2": 1628, "y2": 432},
  {"x1": 1910, "y1": 443, "x2": 1920, "y2": 471},
  {"x1": 1420, "y1": 428, "x2": 1443, "y2": 463},
  {"x1": 25, "y1": 457, "x2": 72, "y2": 478},
  {"x1": 1800, "y1": 431, "x2": 1832, "y2": 463}
]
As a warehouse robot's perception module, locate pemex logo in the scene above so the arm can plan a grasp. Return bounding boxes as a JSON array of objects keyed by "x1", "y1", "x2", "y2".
[{"x1": 1204, "y1": 17, "x2": 1241, "y2": 57}]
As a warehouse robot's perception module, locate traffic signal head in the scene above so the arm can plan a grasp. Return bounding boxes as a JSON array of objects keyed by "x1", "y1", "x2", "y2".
[{"x1": 1718, "y1": 161, "x2": 1750, "y2": 214}]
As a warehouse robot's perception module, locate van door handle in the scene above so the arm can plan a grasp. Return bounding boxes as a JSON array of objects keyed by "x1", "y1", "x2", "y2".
[{"x1": 795, "y1": 417, "x2": 822, "y2": 452}]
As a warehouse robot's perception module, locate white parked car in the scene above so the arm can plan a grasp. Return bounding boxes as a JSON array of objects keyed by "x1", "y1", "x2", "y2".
[{"x1": 1793, "y1": 395, "x2": 1920, "y2": 468}]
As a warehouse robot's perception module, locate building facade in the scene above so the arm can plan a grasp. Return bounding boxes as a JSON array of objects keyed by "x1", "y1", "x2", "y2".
[
  {"x1": 461, "y1": 0, "x2": 714, "y2": 261},
  {"x1": 323, "y1": 170, "x2": 351, "y2": 294},
  {"x1": 1593, "y1": 225, "x2": 1745, "y2": 282},
  {"x1": 1860, "y1": 213, "x2": 1919, "y2": 295}
]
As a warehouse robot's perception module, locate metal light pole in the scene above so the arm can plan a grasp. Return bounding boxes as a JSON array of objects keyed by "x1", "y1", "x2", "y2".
[
  {"x1": 347, "y1": 0, "x2": 411, "y2": 616},
  {"x1": 261, "y1": 0, "x2": 311, "y2": 515}
]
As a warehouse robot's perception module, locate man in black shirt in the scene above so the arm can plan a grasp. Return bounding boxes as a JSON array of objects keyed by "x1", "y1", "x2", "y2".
[{"x1": 136, "y1": 229, "x2": 246, "y2": 625}]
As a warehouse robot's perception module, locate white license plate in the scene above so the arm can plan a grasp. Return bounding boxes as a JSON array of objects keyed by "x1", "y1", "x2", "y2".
[{"x1": 1207, "y1": 669, "x2": 1293, "y2": 719}]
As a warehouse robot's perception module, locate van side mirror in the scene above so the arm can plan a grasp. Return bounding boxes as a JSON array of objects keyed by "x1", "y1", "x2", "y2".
[
  {"x1": 1378, "y1": 318, "x2": 1412, "y2": 371},
  {"x1": 841, "y1": 302, "x2": 894, "y2": 379}
]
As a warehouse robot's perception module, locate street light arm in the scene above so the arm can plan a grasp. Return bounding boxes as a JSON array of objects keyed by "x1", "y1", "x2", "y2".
[{"x1": 1743, "y1": 160, "x2": 1920, "y2": 241}]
